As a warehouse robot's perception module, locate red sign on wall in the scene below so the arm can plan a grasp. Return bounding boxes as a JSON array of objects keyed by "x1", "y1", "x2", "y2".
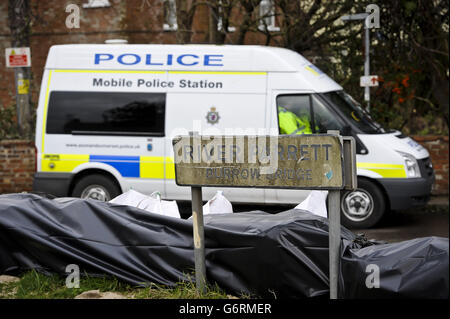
[{"x1": 5, "y1": 47, "x2": 31, "y2": 68}]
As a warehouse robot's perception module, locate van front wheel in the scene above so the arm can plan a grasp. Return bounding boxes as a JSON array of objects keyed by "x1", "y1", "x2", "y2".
[
  {"x1": 72, "y1": 174, "x2": 121, "y2": 202},
  {"x1": 340, "y1": 178, "x2": 385, "y2": 229}
]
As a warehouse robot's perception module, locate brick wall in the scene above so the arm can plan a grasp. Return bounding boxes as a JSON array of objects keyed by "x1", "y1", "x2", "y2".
[
  {"x1": 0, "y1": 137, "x2": 448, "y2": 195},
  {"x1": 412, "y1": 135, "x2": 449, "y2": 195},
  {"x1": 0, "y1": 140, "x2": 35, "y2": 194}
]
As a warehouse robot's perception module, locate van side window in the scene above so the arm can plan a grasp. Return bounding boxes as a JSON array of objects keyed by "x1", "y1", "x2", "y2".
[
  {"x1": 311, "y1": 95, "x2": 344, "y2": 133},
  {"x1": 46, "y1": 91, "x2": 166, "y2": 136},
  {"x1": 276, "y1": 94, "x2": 313, "y2": 135}
]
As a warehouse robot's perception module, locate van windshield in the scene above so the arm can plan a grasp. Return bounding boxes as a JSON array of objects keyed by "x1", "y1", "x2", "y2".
[{"x1": 321, "y1": 91, "x2": 385, "y2": 134}]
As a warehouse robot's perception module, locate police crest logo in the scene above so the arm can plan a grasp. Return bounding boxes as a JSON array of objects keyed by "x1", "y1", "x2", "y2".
[{"x1": 206, "y1": 107, "x2": 220, "y2": 124}]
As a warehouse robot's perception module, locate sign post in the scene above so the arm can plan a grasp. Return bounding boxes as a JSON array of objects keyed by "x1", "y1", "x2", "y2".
[
  {"x1": 5, "y1": 47, "x2": 32, "y2": 137},
  {"x1": 360, "y1": 75, "x2": 379, "y2": 87},
  {"x1": 172, "y1": 133, "x2": 356, "y2": 298},
  {"x1": 191, "y1": 185, "x2": 206, "y2": 293}
]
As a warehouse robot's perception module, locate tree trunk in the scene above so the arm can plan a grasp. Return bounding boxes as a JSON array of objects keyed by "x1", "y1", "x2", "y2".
[
  {"x1": 208, "y1": 5, "x2": 219, "y2": 43},
  {"x1": 175, "y1": 0, "x2": 197, "y2": 44},
  {"x1": 8, "y1": 0, "x2": 33, "y2": 139}
]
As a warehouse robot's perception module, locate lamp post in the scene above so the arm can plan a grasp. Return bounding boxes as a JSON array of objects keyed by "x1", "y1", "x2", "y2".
[{"x1": 341, "y1": 13, "x2": 371, "y2": 112}]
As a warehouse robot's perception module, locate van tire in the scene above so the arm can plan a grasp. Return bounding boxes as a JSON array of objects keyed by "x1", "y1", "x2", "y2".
[
  {"x1": 72, "y1": 174, "x2": 121, "y2": 202},
  {"x1": 340, "y1": 178, "x2": 385, "y2": 229}
]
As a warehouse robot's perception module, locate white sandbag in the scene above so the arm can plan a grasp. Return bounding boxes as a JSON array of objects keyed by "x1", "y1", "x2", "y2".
[
  {"x1": 294, "y1": 190, "x2": 328, "y2": 218},
  {"x1": 110, "y1": 190, "x2": 180, "y2": 219},
  {"x1": 147, "y1": 191, "x2": 180, "y2": 219},
  {"x1": 203, "y1": 191, "x2": 233, "y2": 215},
  {"x1": 109, "y1": 189, "x2": 148, "y2": 207}
]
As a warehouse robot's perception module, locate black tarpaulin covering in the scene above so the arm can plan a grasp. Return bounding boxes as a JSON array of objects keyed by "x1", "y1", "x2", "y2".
[
  {"x1": 0, "y1": 193, "x2": 448, "y2": 298},
  {"x1": 340, "y1": 236, "x2": 449, "y2": 298}
]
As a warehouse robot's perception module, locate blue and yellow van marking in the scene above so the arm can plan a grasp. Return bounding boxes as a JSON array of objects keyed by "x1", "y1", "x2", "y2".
[
  {"x1": 41, "y1": 154, "x2": 89, "y2": 172},
  {"x1": 42, "y1": 154, "x2": 173, "y2": 179},
  {"x1": 141, "y1": 156, "x2": 165, "y2": 179},
  {"x1": 42, "y1": 154, "x2": 408, "y2": 179},
  {"x1": 41, "y1": 70, "x2": 53, "y2": 153},
  {"x1": 304, "y1": 64, "x2": 324, "y2": 76},
  {"x1": 357, "y1": 163, "x2": 407, "y2": 178},
  {"x1": 90, "y1": 155, "x2": 140, "y2": 178}
]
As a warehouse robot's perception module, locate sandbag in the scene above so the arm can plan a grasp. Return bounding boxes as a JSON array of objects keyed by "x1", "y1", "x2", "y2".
[
  {"x1": 203, "y1": 191, "x2": 233, "y2": 215},
  {"x1": 109, "y1": 189, "x2": 180, "y2": 219},
  {"x1": 294, "y1": 190, "x2": 328, "y2": 218}
]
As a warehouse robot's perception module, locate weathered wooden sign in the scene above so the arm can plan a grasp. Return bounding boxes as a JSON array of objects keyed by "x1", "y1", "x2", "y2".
[
  {"x1": 172, "y1": 132, "x2": 355, "y2": 299},
  {"x1": 172, "y1": 135, "x2": 344, "y2": 189}
]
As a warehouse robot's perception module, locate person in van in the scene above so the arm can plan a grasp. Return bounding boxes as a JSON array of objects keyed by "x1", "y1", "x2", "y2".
[{"x1": 278, "y1": 106, "x2": 312, "y2": 135}]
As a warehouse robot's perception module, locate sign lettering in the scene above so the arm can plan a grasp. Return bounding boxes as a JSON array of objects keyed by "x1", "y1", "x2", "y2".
[{"x1": 172, "y1": 135, "x2": 344, "y2": 189}]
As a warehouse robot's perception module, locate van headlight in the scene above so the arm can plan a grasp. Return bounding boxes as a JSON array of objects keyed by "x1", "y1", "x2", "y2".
[{"x1": 397, "y1": 151, "x2": 421, "y2": 178}]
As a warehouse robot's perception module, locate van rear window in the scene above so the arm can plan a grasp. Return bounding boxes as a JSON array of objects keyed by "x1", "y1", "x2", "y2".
[{"x1": 46, "y1": 91, "x2": 165, "y2": 136}]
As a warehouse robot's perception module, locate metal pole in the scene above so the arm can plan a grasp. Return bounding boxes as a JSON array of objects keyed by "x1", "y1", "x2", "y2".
[
  {"x1": 328, "y1": 190, "x2": 341, "y2": 299},
  {"x1": 14, "y1": 68, "x2": 22, "y2": 134},
  {"x1": 191, "y1": 186, "x2": 206, "y2": 293},
  {"x1": 327, "y1": 130, "x2": 341, "y2": 299},
  {"x1": 13, "y1": 67, "x2": 31, "y2": 138},
  {"x1": 364, "y1": 23, "x2": 370, "y2": 112}
]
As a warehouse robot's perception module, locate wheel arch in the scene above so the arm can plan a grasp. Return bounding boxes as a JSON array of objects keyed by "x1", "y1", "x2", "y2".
[{"x1": 69, "y1": 168, "x2": 123, "y2": 197}]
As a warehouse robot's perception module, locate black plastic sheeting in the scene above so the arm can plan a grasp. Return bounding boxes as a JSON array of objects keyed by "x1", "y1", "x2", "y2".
[
  {"x1": 0, "y1": 193, "x2": 448, "y2": 298},
  {"x1": 340, "y1": 236, "x2": 449, "y2": 298}
]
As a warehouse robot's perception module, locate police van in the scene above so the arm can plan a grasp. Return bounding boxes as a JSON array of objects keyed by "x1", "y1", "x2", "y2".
[{"x1": 33, "y1": 44, "x2": 434, "y2": 228}]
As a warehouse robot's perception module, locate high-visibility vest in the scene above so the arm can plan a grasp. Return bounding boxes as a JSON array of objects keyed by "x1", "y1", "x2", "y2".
[{"x1": 278, "y1": 107, "x2": 312, "y2": 135}]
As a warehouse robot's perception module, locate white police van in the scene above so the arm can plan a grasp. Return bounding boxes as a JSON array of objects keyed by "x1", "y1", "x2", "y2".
[{"x1": 33, "y1": 44, "x2": 434, "y2": 228}]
